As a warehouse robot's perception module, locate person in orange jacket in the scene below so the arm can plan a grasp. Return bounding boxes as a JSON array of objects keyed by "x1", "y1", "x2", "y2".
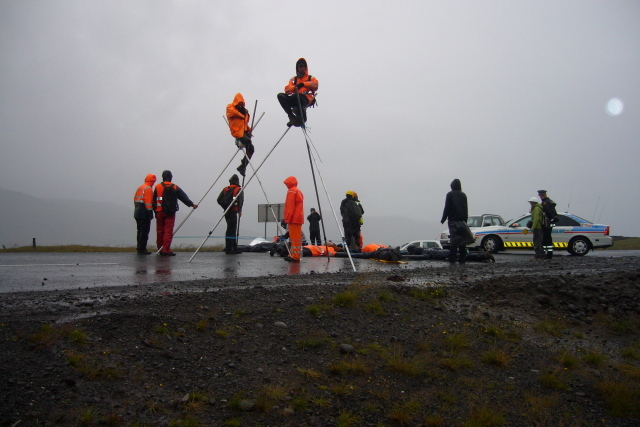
[
  {"x1": 226, "y1": 93, "x2": 253, "y2": 177},
  {"x1": 277, "y1": 58, "x2": 319, "y2": 127},
  {"x1": 153, "y1": 170, "x2": 198, "y2": 256},
  {"x1": 133, "y1": 173, "x2": 157, "y2": 254},
  {"x1": 283, "y1": 176, "x2": 304, "y2": 262}
]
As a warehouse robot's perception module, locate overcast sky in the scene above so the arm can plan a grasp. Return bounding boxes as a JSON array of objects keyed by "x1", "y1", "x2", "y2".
[{"x1": 1, "y1": 0, "x2": 639, "y2": 243}]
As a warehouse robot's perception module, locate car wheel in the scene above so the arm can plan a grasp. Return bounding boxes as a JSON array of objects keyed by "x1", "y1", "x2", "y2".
[
  {"x1": 481, "y1": 235, "x2": 502, "y2": 253},
  {"x1": 568, "y1": 237, "x2": 590, "y2": 256}
]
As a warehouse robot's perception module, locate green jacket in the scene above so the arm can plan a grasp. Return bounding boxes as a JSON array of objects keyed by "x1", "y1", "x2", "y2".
[{"x1": 530, "y1": 203, "x2": 544, "y2": 230}]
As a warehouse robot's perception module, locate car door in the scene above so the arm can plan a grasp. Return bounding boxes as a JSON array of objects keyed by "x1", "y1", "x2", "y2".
[{"x1": 502, "y1": 215, "x2": 534, "y2": 248}]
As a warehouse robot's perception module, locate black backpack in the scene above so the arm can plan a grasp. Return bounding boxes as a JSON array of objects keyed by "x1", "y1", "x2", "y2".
[
  {"x1": 218, "y1": 186, "x2": 236, "y2": 209},
  {"x1": 161, "y1": 183, "x2": 179, "y2": 214}
]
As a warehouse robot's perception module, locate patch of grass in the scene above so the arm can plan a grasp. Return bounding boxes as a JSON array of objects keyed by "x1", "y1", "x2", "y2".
[
  {"x1": 154, "y1": 324, "x2": 171, "y2": 335},
  {"x1": 596, "y1": 379, "x2": 640, "y2": 418},
  {"x1": 440, "y1": 357, "x2": 474, "y2": 371},
  {"x1": 481, "y1": 348, "x2": 510, "y2": 368},
  {"x1": 538, "y1": 370, "x2": 570, "y2": 391},
  {"x1": 215, "y1": 329, "x2": 229, "y2": 338},
  {"x1": 298, "y1": 367, "x2": 322, "y2": 379},
  {"x1": 617, "y1": 363, "x2": 640, "y2": 381},
  {"x1": 607, "y1": 319, "x2": 636, "y2": 335},
  {"x1": 522, "y1": 392, "x2": 559, "y2": 425},
  {"x1": 328, "y1": 358, "x2": 369, "y2": 376},
  {"x1": 329, "y1": 380, "x2": 354, "y2": 396},
  {"x1": 387, "y1": 399, "x2": 421, "y2": 425},
  {"x1": 332, "y1": 290, "x2": 359, "y2": 307},
  {"x1": 69, "y1": 329, "x2": 90, "y2": 345},
  {"x1": 444, "y1": 332, "x2": 471, "y2": 353},
  {"x1": 533, "y1": 318, "x2": 565, "y2": 337},
  {"x1": 28, "y1": 323, "x2": 58, "y2": 348},
  {"x1": 232, "y1": 309, "x2": 246, "y2": 318},
  {"x1": 573, "y1": 332, "x2": 586, "y2": 339},
  {"x1": 364, "y1": 300, "x2": 386, "y2": 316},
  {"x1": 255, "y1": 385, "x2": 288, "y2": 412},
  {"x1": 194, "y1": 319, "x2": 208, "y2": 332},
  {"x1": 222, "y1": 419, "x2": 240, "y2": 427},
  {"x1": 556, "y1": 351, "x2": 580, "y2": 369},
  {"x1": 78, "y1": 406, "x2": 96, "y2": 426},
  {"x1": 464, "y1": 404, "x2": 506, "y2": 426},
  {"x1": 407, "y1": 286, "x2": 447, "y2": 301},
  {"x1": 183, "y1": 390, "x2": 208, "y2": 413},
  {"x1": 622, "y1": 345, "x2": 640, "y2": 360},
  {"x1": 295, "y1": 331, "x2": 328, "y2": 349},
  {"x1": 226, "y1": 390, "x2": 247, "y2": 411},
  {"x1": 384, "y1": 344, "x2": 427, "y2": 376},
  {"x1": 311, "y1": 396, "x2": 331, "y2": 407},
  {"x1": 377, "y1": 290, "x2": 396, "y2": 302},
  {"x1": 305, "y1": 304, "x2": 327, "y2": 316},
  {"x1": 169, "y1": 417, "x2": 201, "y2": 427},
  {"x1": 335, "y1": 410, "x2": 362, "y2": 427},
  {"x1": 423, "y1": 414, "x2": 446, "y2": 426},
  {"x1": 582, "y1": 350, "x2": 607, "y2": 367}
]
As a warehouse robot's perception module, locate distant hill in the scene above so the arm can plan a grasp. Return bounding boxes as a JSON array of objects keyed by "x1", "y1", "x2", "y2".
[{"x1": 0, "y1": 188, "x2": 442, "y2": 248}]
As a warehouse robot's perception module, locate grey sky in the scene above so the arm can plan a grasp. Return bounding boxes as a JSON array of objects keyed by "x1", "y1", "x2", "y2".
[{"x1": 1, "y1": 0, "x2": 639, "y2": 245}]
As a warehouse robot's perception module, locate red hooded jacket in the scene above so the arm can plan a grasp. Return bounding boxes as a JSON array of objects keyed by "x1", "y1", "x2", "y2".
[{"x1": 283, "y1": 176, "x2": 304, "y2": 225}]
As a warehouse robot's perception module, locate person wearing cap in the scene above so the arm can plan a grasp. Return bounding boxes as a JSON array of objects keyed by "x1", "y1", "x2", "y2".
[
  {"x1": 307, "y1": 208, "x2": 322, "y2": 246},
  {"x1": 217, "y1": 174, "x2": 244, "y2": 254},
  {"x1": 277, "y1": 58, "x2": 319, "y2": 127},
  {"x1": 226, "y1": 93, "x2": 253, "y2": 177},
  {"x1": 537, "y1": 190, "x2": 558, "y2": 259},
  {"x1": 133, "y1": 173, "x2": 157, "y2": 254},
  {"x1": 340, "y1": 191, "x2": 362, "y2": 250},
  {"x1": 283, "y1": 176, "x2": 304, "y2": 262},
  {"x1": 440, "y1": 179, "x2": 470, "y2": 263},
  {"x1": 527, "y1": 197, "x2": 545, "y2": 259},
  {"x1": 153, "y1": 170, "x2": 198, "y2": 256}
]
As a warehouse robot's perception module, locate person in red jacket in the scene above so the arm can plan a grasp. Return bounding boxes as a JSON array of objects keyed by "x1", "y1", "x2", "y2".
[
  {"x1": 277, "y1": 58, "x2": 319, "y2": 127},
  {"x1": 153, "y1": 170, "x2": 198, "y2": 256},
  {"x1": 133, "y1": 173, "x2": 157, "y2": 254},
  {"x1": 226, "y1": 93, "x2": 253, "y2": 177},
  {"x1": 283, "y1": 176, "x2": 304, "y2": 262}
]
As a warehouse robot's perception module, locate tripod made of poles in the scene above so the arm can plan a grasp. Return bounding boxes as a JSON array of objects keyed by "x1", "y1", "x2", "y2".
[{"x1": 184, "y1": 96, "x2": 356, "y2": 272}]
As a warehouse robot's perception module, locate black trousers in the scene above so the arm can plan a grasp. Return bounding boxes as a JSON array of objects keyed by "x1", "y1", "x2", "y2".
[
  {"x1": 542, "y1": 226, "x2": 553, "y2": 256},
  {"x1": 309, "y1": 229, "x2": 321, "y2": 246},
  {"x1": 224, "y1": 211, "x2": 238, "y2": 251},
  {"x1": 277, "y1": 93, "x2": 309, "y2": 119},
  {"x1": 135, "y1": 218, "x2": 151, "y2": 251}
]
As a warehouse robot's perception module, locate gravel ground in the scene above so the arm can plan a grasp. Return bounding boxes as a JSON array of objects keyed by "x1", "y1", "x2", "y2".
[{"x1": 1, "y1": 255, "x2": 639, "y2": 426}]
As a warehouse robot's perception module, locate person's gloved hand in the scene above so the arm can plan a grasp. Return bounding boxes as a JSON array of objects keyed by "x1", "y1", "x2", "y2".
[
  {"x1": 295, "y1": 82, "x2": 304, "y2": 89},
  {"x1": 236, "y1": 105, "x2": 246, "y2": 114}
]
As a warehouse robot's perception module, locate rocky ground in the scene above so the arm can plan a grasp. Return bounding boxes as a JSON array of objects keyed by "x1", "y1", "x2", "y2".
[{"x1": 1, "y1": 255, "x2": 639, "y2": 426}]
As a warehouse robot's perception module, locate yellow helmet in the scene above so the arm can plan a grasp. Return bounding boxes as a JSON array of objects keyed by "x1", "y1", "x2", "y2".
[{"x1": 346, "y1": 190, "x2": 356, "y2": 197}]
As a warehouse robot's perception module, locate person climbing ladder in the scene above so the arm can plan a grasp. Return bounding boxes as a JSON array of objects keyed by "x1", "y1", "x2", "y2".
[{"x1": 226, "y1": 93, "x2": 253, "y2": 177}]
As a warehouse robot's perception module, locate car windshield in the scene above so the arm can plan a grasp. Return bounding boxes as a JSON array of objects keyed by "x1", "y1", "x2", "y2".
[{"x1": 466, "y1": 216, "x2": 483, "y2": 227}]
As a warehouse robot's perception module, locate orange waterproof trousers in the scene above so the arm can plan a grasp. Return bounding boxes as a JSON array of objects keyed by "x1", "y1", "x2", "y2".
[{"x1": 288, "y1": 224, "x2": 302, "y2": 261}]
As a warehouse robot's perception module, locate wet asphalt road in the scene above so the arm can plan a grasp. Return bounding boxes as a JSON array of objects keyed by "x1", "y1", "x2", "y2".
[{"x1": 0, "y1": 250, "x2": 638, "y2": 293}]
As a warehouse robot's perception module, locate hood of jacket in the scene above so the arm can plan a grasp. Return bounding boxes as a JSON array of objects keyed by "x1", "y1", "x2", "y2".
[
  {"x1": 145, "y1": 173, "x2": 157, "y2": 186},
  {"x1": 232, "y1": 93, "x2": 245, "y2": 107},
  {"x1": 296, "y1": 57, "x2": 308, "y2": 78},
  {"x1": 450, "y1": 179, "x2": 461, "y2": 191},
  {"x1": 284, "y1": 176, "x2": 298, "y2": 189}
]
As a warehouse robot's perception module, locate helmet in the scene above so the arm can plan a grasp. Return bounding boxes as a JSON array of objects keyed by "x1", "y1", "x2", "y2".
[
  {"x1": 346, "y1": 190, "x2": 355, "y2": 197},
  {"x1": 528, "y1": 197, "x2": 538, "y2": 203}
]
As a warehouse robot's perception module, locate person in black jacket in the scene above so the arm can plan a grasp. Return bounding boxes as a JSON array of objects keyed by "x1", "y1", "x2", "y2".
[
  {"x1": 441, "y1": 179, "x2": 469, "y2": 263},
  {"x1": 307, "y1": 208, "x2": 322, "y2": 246},
  {"x1": 538, "y1": 190, "x2": 558, "y2": 259},
  {"x1": 340, "y1": 191, "x2": 362, "y2": 250}
]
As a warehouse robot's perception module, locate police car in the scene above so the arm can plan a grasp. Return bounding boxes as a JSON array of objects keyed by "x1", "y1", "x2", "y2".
[
  {"x1": 468, "y1": 212, "x2": 612, "y2": 256},
  {"x1": 439, "y1": 214, "x2": 505, "y2": 249}
]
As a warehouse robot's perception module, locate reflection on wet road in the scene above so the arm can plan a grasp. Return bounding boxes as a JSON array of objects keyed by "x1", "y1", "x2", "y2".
[{"x1": 0, "y1": 250, "x2": 637, "y2": 293}]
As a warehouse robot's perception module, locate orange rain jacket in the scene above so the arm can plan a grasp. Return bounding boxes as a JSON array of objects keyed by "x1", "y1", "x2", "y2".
[
  {"x1": 362, "y1": 243, "x2": 388, "y2": 253},
  {"x1": 134, "y1": 173, "x2": 157, "y2": 211},
  {"x1": 304, "y1": 245, "x2": 337, "y2": 257},
  {"x1": 284, "y1": 58, "x2": 319, "y2": 105},
  {"x1": 226, "y1": 93, "x2": 251, "y2": 139},
  {"x1": 283, "y1": 176, "x2": 304, "y2": 225}
]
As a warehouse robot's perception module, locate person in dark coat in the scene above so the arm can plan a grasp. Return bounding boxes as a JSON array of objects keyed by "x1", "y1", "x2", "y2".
[
  {"x1": 217, "y1": 174, "x2": 244, "y2": 254},
  {"x1": 340, "y1": 191, "x2": 362, "y2": 250},
  {"x1": 307, "y1": 208, "x2": 322, "y2": 246},
  {"x1": 538, "y1": 190, "x2": 558, "y2": 259},
  {"x1": 440, "y1": 179, "x2": 470, "y2": 263}
]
